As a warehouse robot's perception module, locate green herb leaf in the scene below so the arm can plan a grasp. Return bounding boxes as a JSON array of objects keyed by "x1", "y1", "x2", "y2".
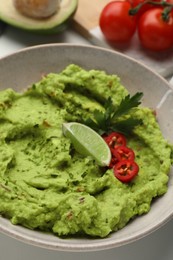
[
  {"x1": 112, "y1": 92, "x2": 143, "y2": 119},
  {"x1": 82, "y1": 92, "x2": 143, "y2": 136},
  {"x1": 110, "y1": 118, "x2": 143, "y2": 136}
]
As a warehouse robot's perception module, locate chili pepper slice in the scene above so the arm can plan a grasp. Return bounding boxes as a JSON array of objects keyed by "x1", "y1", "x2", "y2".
[
  {"x1": 108, "y1": 147, "x2": 122, "y2": 168},
  {"x1": 103, "y1": 132, "x2": 126, "y2": 149},
  {"x1": 113, "y1": 159, "x2": 139, "y2": 183},
  {"x1": 112, "y1": 145, "x2": 135, "y2": 162},
  {"x1": 108, "y1": 155, "x2": 120, "y2": 169}
]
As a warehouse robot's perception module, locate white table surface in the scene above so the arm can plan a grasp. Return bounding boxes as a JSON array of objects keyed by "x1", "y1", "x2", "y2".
[{"x1": 0, "y1": 24, "x2": 173, "y2": 260}]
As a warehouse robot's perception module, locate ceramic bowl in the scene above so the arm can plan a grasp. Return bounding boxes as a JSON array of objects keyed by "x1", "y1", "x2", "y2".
[{"x1": 0, "y1": 44, "x2": 173, "y2": 252}]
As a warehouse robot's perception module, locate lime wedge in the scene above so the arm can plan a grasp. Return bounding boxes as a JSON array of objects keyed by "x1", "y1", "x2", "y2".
[{"x1": 62, "y1": 122, "x2": 111, "y2": 166}]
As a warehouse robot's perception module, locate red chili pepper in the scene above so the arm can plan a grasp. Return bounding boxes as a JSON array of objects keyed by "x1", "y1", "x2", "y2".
[
  {"x1": 108, "y1": 155, "x2": 120, "y2": 169},
  {"x1": 103, "y1": 132, "x2": 126, "y2": 149},
  {"x1": 112, "y1": 145, "x2": 135, "y2": 162},
  {"x1": 113, "y1": 159, "x2": 139, "y2": 183}
]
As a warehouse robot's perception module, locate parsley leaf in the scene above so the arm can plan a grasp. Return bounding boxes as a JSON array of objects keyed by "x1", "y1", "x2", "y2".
[{"x1": 82, "y1": 92, "x2": 143, "y2": 136}]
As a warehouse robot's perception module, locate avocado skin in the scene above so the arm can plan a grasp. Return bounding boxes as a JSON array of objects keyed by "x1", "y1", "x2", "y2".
[{"x1": 12, "y1": 16, "x2": 73, "y2": 35}]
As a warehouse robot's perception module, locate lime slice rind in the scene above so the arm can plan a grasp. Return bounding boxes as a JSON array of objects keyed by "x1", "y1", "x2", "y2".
[{"x1": 62, "y1": 122, "x2": 111, "y2": 166}]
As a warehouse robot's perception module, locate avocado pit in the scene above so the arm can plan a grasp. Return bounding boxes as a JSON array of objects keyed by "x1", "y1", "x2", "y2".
[{"x1": 13, "y1": 0, "x2": 60, "y2": 19}]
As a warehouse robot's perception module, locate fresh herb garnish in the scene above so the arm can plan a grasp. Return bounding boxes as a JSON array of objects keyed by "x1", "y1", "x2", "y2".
[{"x1": 82, "y1": 92, "x2": 143, "y2": 136}]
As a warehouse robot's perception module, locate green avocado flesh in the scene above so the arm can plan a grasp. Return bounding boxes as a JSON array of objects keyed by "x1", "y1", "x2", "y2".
[
  {"x1": 0, "y1": 64, "x2": 172, "y2": 238},
  {"x1": 0, "y1": 0, "x2": 78, "y2": 33}
]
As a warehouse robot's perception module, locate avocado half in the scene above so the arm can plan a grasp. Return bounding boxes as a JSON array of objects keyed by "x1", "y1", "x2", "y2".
[{"x1": 0, "y1": 0, "x2": 78, "y2": 34}]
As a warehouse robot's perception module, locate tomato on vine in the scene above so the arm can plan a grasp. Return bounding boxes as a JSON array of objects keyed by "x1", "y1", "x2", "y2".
[
  {"x1": 99, "y1": 1, "x2": 137, "y2": 42},
  {"x1": 137, "y1": 7, "x2": 173, "y2": 51},
  {"x1": 99, "y1": 0, "x2": 173, "y2": 51}
]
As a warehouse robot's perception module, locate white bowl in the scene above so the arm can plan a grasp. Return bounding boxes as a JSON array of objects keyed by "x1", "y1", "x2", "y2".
[{"x1": 0, "y1": 43, "x2": 173, "y2": 252}]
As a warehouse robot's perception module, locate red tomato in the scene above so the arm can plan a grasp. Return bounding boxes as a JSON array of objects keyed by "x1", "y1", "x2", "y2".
[
  {"x1": 113, "y1": 159, "x2": 139, "y2": 182},
  {"x1": 99, "y1": 1, "x2": 137, "y2": 42},
  {"x1": 103, "y1": 132, "x2": 126, "y2": 149},
  {"x1": 137, "y1": 7, "x2": 173, "y2": 51}
]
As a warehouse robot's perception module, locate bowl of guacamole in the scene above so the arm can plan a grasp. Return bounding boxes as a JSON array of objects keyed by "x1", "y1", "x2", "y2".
[{"x1": 0, "y1": 44, "x2": 173, "y2": 251}]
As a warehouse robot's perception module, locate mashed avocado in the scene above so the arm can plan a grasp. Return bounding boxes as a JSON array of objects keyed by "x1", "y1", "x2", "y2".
[{"x1": 0, "y1": 64, "x2": 172, "y2": 238}]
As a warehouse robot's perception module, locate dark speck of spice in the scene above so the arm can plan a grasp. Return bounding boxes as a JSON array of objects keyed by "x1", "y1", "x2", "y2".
[
  {"x1": 79, "y1": 197, "x2": 85, "y2": 204},
  {"x1": 43, "y1": 120, "x2": 51, "y2": 127},
  {"x1": 67, "y1": 211, "x2": 73, "y2": 220}
]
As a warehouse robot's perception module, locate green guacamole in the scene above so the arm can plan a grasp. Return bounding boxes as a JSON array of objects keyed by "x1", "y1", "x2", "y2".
[{"x1": 0, "y1": 64, "x2": 172, "y2": 237}]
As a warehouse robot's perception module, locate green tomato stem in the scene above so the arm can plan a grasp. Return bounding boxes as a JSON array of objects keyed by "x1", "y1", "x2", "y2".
[
  {"x1": 129, "y1": 2, "x2": 146, "y2": 15},
  {"x1": 129, "y1": 0, "x2": 173, "y2": 22},
  {"x1": 162, "y1": 6, "x2": 173, "y2": 21}
]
